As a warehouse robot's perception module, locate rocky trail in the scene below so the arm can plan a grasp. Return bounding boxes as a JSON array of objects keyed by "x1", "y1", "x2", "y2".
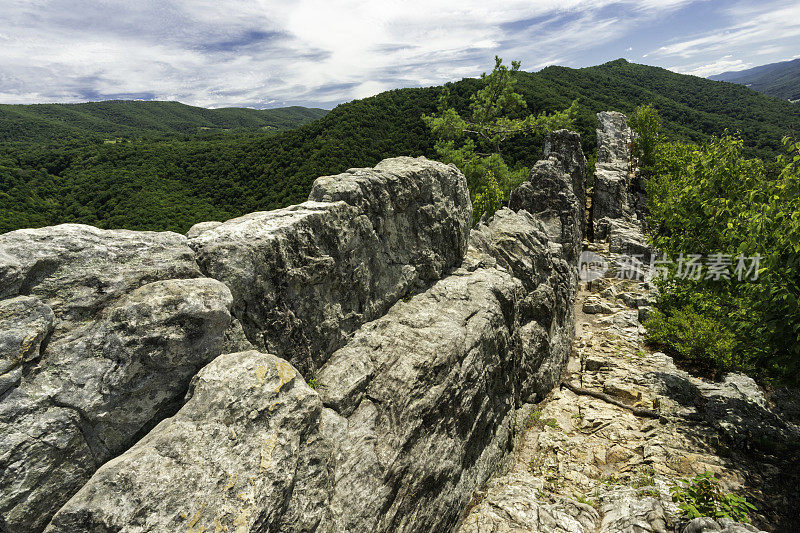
[
  {"x1": 2, "y1": 111, "x2": 798, "y2": 533},
  {"x1": 459, "y1": 242, "x2": 800, "y2": 533}
]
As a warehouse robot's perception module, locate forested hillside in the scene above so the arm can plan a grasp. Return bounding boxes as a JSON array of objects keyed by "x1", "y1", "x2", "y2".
[
  {"x1": 710, "y1": 58, "x2": 800, "y2": 102},
  {"x1": 0, "y1": 101, "x2": 329, "y2": 143},
  {"x1": 3, "y1": 59, "x2": 799, "y2": 234}
]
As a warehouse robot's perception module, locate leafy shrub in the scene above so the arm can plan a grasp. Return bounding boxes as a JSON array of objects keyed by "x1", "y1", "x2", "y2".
[
  {"x1": 644, "y1": 305, "x2": 741, "y2": 373},
  {"x1": 670, "y1": 472, "x2": 756, "y2": 523},
  {"x1": 641, "y1": 104, "x2": 800, "y2": 383},
  {"x1": 472, "y1": 171, "x2": 504, "y2": 224}
]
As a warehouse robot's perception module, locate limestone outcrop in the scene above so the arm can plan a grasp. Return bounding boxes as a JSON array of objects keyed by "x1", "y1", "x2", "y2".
[
  {"x1": 2, "y1": 137, "x2": 585, "y2": 533},
  {"x1": 0, "y1": 225, "x2": 233, "y2": 533},
  {"x1": 190, "y1": 156, "x2": 470, "y2": 376},
  {"x1": 591, "y1": 111, "x2": 651, "y2": 260}
]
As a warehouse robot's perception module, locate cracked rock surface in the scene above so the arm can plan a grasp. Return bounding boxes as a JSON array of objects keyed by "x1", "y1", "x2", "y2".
[
  {"x1": 457, "y1": 243, "x2": 798, "y2": 533},
  {"x1": 0, "y1": 225, "x2": 230, "y2": 533}
]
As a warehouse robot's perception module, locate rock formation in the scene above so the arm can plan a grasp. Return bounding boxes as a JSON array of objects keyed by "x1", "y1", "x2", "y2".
[
  {"x1": 591, "y1": 111, "x2": 651, "y2": 260},
  {"x1": 2, "y1": 112, "x2": 794, "y2": 532},
  {"x1": 1, "y1": 139, "x2": 585, "y2": 532},
  {"x1": 190, "y1": 157, "x2": 470, "y2": 376},
  {"x1": 0, "y1": 226, "x2": 232, "y2": 533},
  {"x1": 458, "y1": 112, "x2": 798, "y2": 533}
]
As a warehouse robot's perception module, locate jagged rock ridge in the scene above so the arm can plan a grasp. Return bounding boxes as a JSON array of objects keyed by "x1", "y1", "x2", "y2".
[
  {"x1": 591, "y1": 111, "x2": 652, "y2": 261},
  {"x1": 458, "y1": 112, "x2": 797, "y2": 533},
  {"x1": 1, "y1": 137, "x2": 585, "y2": 532}
]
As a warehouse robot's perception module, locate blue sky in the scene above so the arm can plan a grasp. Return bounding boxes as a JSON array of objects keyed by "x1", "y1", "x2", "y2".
[{"x1": 0, "y1": 0, "x2": 798, "y2": 108}]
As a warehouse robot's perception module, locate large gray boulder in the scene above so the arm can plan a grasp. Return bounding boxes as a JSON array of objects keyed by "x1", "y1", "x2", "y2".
[
  {"x1": 592, "y1": 111, "x2": 637, "y2": 233},
  {"x1": 509, "y1": 130, "x2": 586, "y2": 262},
  {"x1": 314, "y1": 256, "x2": 524, "y2": 532},
  {"x1": 190, "y1": 156, "x2": 470, "y2": 376},
  {"x1": 45, "y1": 350, "x2": 328, "y2": 533},
  {"x1": 0, "y1": 225, "x2": 233, "y2": 533}
]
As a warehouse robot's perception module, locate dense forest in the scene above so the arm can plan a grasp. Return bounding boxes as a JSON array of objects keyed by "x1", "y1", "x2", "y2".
[
  {"x1": 2, "y1": 59, "x2": 799, "y2": 234},
  {"x1": 0, "y1": 101, "x2": 329, "y2": 143},
  {"x1": 710, "y1": 58, "x2": 800, "y2": 102}
]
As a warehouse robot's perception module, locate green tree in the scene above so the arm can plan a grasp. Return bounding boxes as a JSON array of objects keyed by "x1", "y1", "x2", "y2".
[
  {"x1": 422, "y1": 56, "x2": 577, "y2": 221},
  {"x1": 628, "y1": 103, "x2": 662, "y2": 175},
  {"x1": 644, "y1": 132, "x2": 800, "y2": 383}
]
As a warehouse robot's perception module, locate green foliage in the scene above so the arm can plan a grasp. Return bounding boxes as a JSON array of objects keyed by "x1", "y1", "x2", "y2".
[
  {"x1": 524, "y1": 408, "x2": 559, "y2": 430},
  {"x1": 631, "y1": 466, "x2": 656, "y2": 489},
  {"x1": 471, "y1": 171, "x2": 503, "y2": 224},
  {"x1": 573, "y1": 492, "x2": 599, "y2": 509},
  {"x1": 670, "y1": 472, "x2": 756, "y2": 523},
  {"x1": 3, "y1": 59, "x2": 800, "y2": 235},
  {"x1": 644, "y1": 306, "x2": 740, "y2": 373},
  {"x1": 628, "y1": 103, "x2": 662, "y2": 174},
  {"x1": 0, "y1": 101, "x2": 329, "y2": 143},
  {"x1": 525, "y1": 409, "x2": 543, "y2": 429},
  {"x1": 423, "y1": 56, "x2": 576, "y2": 220},
  {"x1": 644, "y1": 126, "x2": 800, "y2": 382}
]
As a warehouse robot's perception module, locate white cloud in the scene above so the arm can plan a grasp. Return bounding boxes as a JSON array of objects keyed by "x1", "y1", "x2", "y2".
[
  {"x1": 0, "y1": 0, "x2": 756, "y2": 106},
  {"x1": 675, "y1": 55, "x2": 752, "y2": 77},
  {"x1": 647, "y1": 0, "x2": 800, "y2": 74}
]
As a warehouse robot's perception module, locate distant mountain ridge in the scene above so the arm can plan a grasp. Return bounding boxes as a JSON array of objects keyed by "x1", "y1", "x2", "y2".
[
  {"x1": 709, "y1": 58, "x2": 800, "y2": 102},
  {"x1": 0, "y1": 100, "x2": 329, "y2": 143},
  {"x1": 2, "y1": 59, "x2": 800, "y2": 234}
]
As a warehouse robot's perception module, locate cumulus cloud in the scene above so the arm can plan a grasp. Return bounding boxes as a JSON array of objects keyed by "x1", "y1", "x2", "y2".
[
  {"x1": 648, "y1": 0, "x2": 800, "y2": 76},
  {"x1": 677, "y1": 56, "x2": 753, "y2": 77},
  {"x1": 0, "y1": 0, "x2": 790, "y2": 107}
]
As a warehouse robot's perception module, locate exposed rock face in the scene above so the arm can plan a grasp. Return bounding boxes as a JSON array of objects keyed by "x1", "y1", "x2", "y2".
[
  {"x1": 0, "y1": 225, "x2": 233, "y2": 533},
  {"x1": 458, "y1": 472, "x2": 599, "y2": 532},
  {"x1": 0, "y1": 142, "x2": 592, "y2": 533},
  {"x1": 596, "y1": 111, "x2": 633, "y2": 166},
  {"x1": 34, "y1": 142, "x2": 584, "y2": 533},
  {"x1": 509, "y1": 129, "x2": 586, "y2": 262},
  {"x1": 591, "y1": 112, "x2": 652, "y2": 260},
  {"x1": 191, "y1": 156, "x2": 470, "y2": 376},
  {"x1": 45, "y1": 351, "x2": 328, "y2": 533},
  {"x1": 0, "y1": 296, "x2": 54, "y2": 395},
  {"x1": 592, "y1": 112, "x2": 635, "y2": 227},
  {"x1": 594, "y1": 216, "x2": 651, "y2": 259},
  {"x1": 185, "y1": 220, "x2": 222, "y2": 239},
  {"x1": 316, "y1": 255, "x2": 524, "y2": 532},
  {"x1": 49, "y1": 256, "x2": 531, "y2": 533}
]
